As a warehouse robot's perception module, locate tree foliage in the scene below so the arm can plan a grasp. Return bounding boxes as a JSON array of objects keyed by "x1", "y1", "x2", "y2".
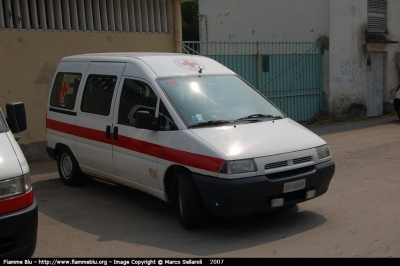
[{"x1": 182, "y1": 0, "x2": 199, "y2": 41}]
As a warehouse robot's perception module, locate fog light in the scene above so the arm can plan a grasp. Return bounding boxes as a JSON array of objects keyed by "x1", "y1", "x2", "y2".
[
  {"x1": 271, "y1": 198, "x2": 284, "y2": 207},
  {"x1": 305, "y1": 190, "x2": 316, "y2": 199}
]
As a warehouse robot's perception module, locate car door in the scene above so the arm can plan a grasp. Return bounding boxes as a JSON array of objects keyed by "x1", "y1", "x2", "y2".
[
  {"x1": 112, "y1": 77, "x2": 161, "y2": 189},
  {"x1": 75, "y1": 62, "x2": 125, "y2": 177}
]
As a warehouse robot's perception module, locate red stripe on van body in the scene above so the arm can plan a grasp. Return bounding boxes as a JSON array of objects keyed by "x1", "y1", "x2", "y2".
[
  {"x1": 162, "y1": 146, "x2": 225, "y2": 173},
  {"x1": 75, "y1": 125, "x2": 112, "y2": 145},
  {"x1": 46, "y1": 118, "x2": 225, "y2": 173},
  {"x1": 46, "y1": 118, "x2": 75, "y2": 135},
  {"x1": 115, "y1": 135, "x2": 225, "y2": 173},
  {"x1": 115, "y1": 135, "x2": 160, "y2": 158}
]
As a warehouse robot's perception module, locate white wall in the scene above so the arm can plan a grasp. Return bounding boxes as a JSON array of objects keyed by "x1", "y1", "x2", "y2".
[
  {"x1": 328, "y1": 0, "x2": 368, "y2": 116},
  {"x1": 199, "y1": 0, "x2": 329, "y2": 42},
  {"x1": 383, "y1": 0, "x2": 400, "y2": 104}
]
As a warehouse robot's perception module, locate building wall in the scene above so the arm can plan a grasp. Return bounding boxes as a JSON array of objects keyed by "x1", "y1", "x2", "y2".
[
  {"x1": 0, "y1": 31, "x2": 175, "y2": 161},
  {"x1": 198, "y1": 0, "x2": 329, "y2": 42},
  {"x1": 0, "y1": 0, "x2": 180, "y2": 162},
  {"x1": 328, "y1": 0, "x2": 368, "y2": 117},
  {"x1": 198, "y1": 0, "x2": 400, "y2": 117}
]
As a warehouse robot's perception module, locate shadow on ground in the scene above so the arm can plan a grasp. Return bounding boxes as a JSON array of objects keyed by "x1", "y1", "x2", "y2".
[
  {"x1": 33, "y1": 175, "x2": 327, "y2": 256},
  {"x1": 306, "y1": 116, "x2": 400, "y2": 136}
]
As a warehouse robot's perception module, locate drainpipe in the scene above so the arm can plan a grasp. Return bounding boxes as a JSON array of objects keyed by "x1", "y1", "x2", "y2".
[
  {"x1": 174, "y1": 0, "x2": 182, "y2": 53},
  {"x1": 199, "y1": 14, "x2": 208, "y2": 42}
]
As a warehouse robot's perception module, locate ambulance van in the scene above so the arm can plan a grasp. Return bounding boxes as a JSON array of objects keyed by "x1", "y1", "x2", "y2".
[
  {"x1": 46, "y1": 53, "x2": 335, "y2": 229},
  {"x1": 0, "y1": 102, "x2": 37, "y2": 257}
]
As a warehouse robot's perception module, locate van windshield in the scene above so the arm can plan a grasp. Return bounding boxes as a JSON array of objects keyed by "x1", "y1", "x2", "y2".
[
  {"x1": 158, "y1": 75, "x2": 284, "y2": 127},
  {"x1": 0, "y1": 110, "x2": 8, "y2": 132}
]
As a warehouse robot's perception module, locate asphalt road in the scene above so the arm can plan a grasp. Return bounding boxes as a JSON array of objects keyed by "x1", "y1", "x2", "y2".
[{"x1": 30, "y1": 115, "x2": 400, "y2": 258}]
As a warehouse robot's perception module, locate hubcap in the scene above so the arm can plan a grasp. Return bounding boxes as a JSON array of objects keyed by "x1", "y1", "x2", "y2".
[{"x1": 61, "y1": 153, "x2": 73, "y2": 179}]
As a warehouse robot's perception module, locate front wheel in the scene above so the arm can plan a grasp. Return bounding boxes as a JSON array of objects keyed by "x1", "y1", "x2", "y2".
[
  {"x1": 178, "y1": 172, "x2": 204, "y2": 229},
  {"x1": 57, "y1": 147, "x2": 83, "y2": 186}
]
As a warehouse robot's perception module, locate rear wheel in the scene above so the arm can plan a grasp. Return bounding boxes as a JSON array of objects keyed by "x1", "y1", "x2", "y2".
[
  {"x1": 178, "y1": 172, "x2": 204, "y2": 229},
  {"x1": 57, "y1": 147, "x2": 83, "y2": 186},
  {"x1": 395, "y1": 98, "x2": 400, "y2": 120}
]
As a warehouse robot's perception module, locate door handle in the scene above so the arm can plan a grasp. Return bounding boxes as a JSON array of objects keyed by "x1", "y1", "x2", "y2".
[
  {"x1": 106, "y1": 125, "x2": 111, "y2": 140},
  {"x1": 113, "y1": 126, "x2": 118, "y2": 141}
]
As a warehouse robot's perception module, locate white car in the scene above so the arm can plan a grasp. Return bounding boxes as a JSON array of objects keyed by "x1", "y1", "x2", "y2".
[
  {"x1": 0, "y1": 102, "x2": 37, "y2": 257},
  {"x1": 46, "y1": 53, "x2": 335, "y2": 229}
]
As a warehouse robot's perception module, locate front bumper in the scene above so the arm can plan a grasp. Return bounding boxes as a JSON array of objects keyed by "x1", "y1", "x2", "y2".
[
  {"x1": 192, "y1": 160, "x2": 335, "y2": 217},
  {"x1": 0, "y1": 199, "x2": 38, "y2": 258}
]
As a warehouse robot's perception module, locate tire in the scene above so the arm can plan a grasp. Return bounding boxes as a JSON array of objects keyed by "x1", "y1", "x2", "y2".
[
  {"x1": 57, "y1": 147, "x2": 83, "y2": 186},
  {"x1": 397, "y1": 107, "x2": 400, "y2": 120},
  {"x1": 178, "y1": 172, "x2": 204, "y2": 229},
  {"x1": 394, "y1": 98, "x2": 400, "y2": 120}
]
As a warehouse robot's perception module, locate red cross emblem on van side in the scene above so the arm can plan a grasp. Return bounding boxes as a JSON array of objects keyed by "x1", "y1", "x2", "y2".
[
  {"x1": 60, "y1": 82, "x2": 68, "y2": 104},
  {"x1": 60, "y1": 82, "x2": 68, "y2": 96}
]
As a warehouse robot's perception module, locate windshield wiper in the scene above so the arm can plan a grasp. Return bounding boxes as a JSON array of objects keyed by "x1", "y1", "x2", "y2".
[
  {"x1": 236, "y1": 114, "x2": 283, "y2": 121},
  {"x1": 188, "y1": 120, "x2": 231, "y2": 128}
]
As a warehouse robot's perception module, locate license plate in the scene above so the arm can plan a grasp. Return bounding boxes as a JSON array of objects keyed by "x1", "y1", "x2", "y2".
[{"x1": 283, "y1": 179, "x2": 306, "y2": 193}]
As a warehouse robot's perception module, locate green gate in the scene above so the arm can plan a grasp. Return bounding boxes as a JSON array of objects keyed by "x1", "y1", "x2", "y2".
[{"x1": 182, "y1": 41, "x2": 323, "y2": 122}]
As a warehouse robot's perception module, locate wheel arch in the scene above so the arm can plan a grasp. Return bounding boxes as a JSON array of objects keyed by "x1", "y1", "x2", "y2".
[
  {"x1": 164, "y1": 164, "x2": 192, "y2": 204},
  {"x1": 54, "y1": 143, "x2": 74, "y2": 160}
]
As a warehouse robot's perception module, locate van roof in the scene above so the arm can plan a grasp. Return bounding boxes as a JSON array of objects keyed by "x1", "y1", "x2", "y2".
[
  {"x1": 62, "y1": 52, "x2": 182, "y2": 62},
  {"x1": 61, "y1": 52, "x2": 235, "y2": 77}
]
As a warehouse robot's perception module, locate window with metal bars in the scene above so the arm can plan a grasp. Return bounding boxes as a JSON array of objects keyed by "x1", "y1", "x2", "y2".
[
  {"x1": 0, "y1": 0, "x2": 170, "y2": 33},
  {"x1": 368, "y1": 0, "x2": 387, "y2": 33}
]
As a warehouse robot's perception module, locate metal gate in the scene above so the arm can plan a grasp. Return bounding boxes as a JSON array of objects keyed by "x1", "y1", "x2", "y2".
[{"x1": 182, "y1": 41, "x2": 323, "y2": 122}]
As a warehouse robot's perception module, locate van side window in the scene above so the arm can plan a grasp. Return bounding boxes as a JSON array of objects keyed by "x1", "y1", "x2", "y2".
[
  {"x1": 159, "y1": 101, "x2": 178, "y2": 131},
  {"x1": 81, "y1": 75, "x2": 117, "y2": 116},
  {"x1": 49, "y1": 73, "x2": 82, "y2": 110},
  {"x1": 118, "y1": 79, "x2": 158, "y2": 127}
]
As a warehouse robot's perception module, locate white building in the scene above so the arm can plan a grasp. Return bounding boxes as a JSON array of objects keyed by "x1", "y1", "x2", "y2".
[{"x1": 198, "y1": 0, "x2": 400, "y2": 118}]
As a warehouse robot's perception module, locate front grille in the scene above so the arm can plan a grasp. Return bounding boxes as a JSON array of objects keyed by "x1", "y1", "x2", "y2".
[
  {"x1": 265, "y1": 161, "x2": 288, "y2": 169},
  {"x1": 266, "y1": 165, "x2": 315, "y2": 180},
  {"x1": 265, "y1": 156, "x2": 313, "y2": 170},
  {"x1": 293, "y1": 156, "x2": 312, "y2": 164}
]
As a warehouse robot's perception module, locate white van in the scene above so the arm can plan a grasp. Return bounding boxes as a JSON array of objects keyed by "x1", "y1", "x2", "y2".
[
  {"x1": 0, "y1": 102, "x2": 37, "y2": 257},
  {"x1": 46, "y1": 53, "x2": 335, "y2": 229}
]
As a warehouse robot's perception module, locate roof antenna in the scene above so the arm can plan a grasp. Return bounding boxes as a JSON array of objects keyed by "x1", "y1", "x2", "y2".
[{"x1": 198, "y1": 67, "x2": 203, "y2": 74}]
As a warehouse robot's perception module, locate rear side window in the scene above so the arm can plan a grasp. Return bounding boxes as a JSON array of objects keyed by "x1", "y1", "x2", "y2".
[
  {"x1": 118, "y1": 79, "x2": 158, "y2": 127},
  {"x1": 81, "y1": 75, "x2": 117, "y2": 116},
  {"x1": 50, "y1": 73, "x2": 82, "y2": 110}
]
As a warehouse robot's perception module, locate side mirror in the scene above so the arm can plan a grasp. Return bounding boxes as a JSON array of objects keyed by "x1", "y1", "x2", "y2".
[
  {"x1": 135, "y1": 111, "x2": 157, "y2": 131},
  {"x1": 6, "y1": 102, "x2": 27, "y2": 133}
]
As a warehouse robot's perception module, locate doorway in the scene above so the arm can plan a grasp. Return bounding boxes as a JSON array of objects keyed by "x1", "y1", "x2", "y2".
[{"x1": 366, "y1": 53, "x2": 384, "y2": 117}]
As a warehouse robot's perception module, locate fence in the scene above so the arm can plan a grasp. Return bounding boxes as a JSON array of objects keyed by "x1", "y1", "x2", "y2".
[{"x1": 182, "y1": 41, "x2": 323, "y2": 122}]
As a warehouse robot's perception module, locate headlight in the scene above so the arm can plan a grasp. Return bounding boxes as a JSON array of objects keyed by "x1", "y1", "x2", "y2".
[
  {"x1": 0, "y1": 172, "x2": 31, "y2": 200},
  {"x1": 316, "y1": 145, "x2": 331, "y2": 160},
  {"x1": 219, "y1": 159, "x2": 258, "y2": 174}
]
